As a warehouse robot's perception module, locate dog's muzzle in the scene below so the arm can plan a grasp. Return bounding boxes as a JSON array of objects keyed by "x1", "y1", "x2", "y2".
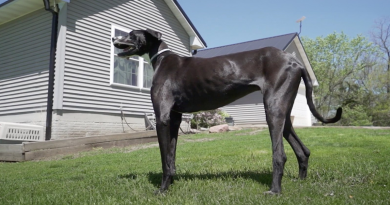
[
  {"x1": 112, "y1": 36, "x2": 134, "y2": 48},
  {"x1": 112, "y1": 36, "x2": 136, "y2": 56}
]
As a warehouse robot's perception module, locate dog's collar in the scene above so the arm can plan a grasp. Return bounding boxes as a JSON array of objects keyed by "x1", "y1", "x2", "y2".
[{"x1": 150, "y1": 49, "x2": 171, "y2": 62}]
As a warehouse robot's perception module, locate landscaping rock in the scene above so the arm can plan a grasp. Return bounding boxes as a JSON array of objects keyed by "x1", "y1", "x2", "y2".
[
  {"x1": 209, "y1": 124, "x2": 229, "y2": 133},
  {"x1": 228, "y1": 126, "x2": 242, "y2": 131}
]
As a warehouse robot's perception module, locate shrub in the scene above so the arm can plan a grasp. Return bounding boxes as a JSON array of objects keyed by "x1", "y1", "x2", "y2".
[
  {"x1": 371, "y1": 106, "x2": 390, "y2": 126},
  {"x1": 339, "y1": 105, "x2": 372, "y2": 126},
  {"x1": 191, "y1": 109, "x2": 227, "y2": 129}
]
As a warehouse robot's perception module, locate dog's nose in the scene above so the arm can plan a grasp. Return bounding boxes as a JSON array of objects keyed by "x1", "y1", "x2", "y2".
[{"x1": 112, "y1": 37, "x2": 117, "y2": 43}]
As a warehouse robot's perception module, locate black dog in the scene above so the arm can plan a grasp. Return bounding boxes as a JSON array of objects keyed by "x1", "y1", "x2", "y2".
[{"x1": 112, "y1": 29, "x2": 342, "y2": 194}]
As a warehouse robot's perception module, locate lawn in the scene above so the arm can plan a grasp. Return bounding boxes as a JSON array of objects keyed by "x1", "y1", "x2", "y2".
[{"x1": 0, "y1": 127, "x2": 389, "y2": 204}]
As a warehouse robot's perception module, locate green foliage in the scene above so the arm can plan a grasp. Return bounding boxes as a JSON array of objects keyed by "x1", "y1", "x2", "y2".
[
  {"x1": 338, "y1": 105, "x2": 372, "y2": 126},
  {"x1": 190, "y1": 109, "x2": 227, "y2": 129},
  {"x1": 301, "y1": 32, "x2": 390, "y2": 127},
  {"x1": 371, "y1": 102, "x2": 390, "y2": 126},
  {"x1": 1, "y1": 128, "x2": 390, "y2": 204},
  {"x1": 302, "y1": 32, "x2": 380, "y2": 118}
]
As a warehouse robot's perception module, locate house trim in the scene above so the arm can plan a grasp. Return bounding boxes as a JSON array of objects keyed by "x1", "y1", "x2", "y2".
[
  {"x1": 292, "y1": 36, "x2": 319, "y2": 86},
  {"x1": 164, "y1": 0, "x2": 207, "y2": 50},
  {"x1": 283, "y1": 35, "x2": 318, "y2": 86},
  {"x1": 53, "y1": 2, "x2": 68, "y2": 110}
]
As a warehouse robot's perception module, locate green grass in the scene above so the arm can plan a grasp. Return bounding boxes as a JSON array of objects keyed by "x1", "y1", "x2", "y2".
[{"x1": 1, "y1": 127, "x2": 389, "y2": 204}]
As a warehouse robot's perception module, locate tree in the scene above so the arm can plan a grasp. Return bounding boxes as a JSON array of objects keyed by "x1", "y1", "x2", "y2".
[
  {"x1": 302, "y1": 32, "x2": 379, "y2": 121},
  {"x1": 370, "y1": 17, "x2": 390, "y2": 126},
  {"x1": 371, "y1": 17, "x2": 390, "y2": 97}
]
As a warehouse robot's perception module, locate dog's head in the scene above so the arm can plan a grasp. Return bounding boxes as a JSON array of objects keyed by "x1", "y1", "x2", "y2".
[{"x1": 112, "y1": 29, "x2": 162, "y2": 58}]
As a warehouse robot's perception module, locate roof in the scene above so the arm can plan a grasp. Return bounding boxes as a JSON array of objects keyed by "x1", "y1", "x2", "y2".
[
  {"x1": 195, "y1": 33, "x2": 297, "y2": 58},
  {"x1": 0, "y1": 0, "x2": 206, "y2": 49}
]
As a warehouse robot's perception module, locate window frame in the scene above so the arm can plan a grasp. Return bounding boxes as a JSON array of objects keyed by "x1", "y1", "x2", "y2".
[{"x1": 109, "y1": 24, "x2": 152, "y2": 91}]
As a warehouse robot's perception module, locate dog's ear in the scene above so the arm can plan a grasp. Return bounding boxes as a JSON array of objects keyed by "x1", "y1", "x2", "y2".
[{"x1": 145, "y1": 29, "x2": 162, "y2": 40}]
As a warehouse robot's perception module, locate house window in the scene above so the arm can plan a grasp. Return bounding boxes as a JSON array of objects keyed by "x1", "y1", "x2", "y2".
[{"x1": 110, "y1": 25, "x2": 153, "y2": 89}]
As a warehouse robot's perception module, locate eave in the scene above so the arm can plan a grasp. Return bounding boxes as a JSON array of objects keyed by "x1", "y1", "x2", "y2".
[
  {"x1": 0, "y1": 0, "x2": 69, "y2": 25},
  {"x1": 290, "y1": 35, "x2": 319, "y2": 86},
  {"x1": 164, "y1": 0, "x2": 207, "y2": 50},
  {"x1": 0, "y1": 0, "x2": 206, "y2": 50}
]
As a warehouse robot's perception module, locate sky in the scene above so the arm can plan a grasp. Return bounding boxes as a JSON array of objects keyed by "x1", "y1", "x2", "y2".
[
  {"x1": 1, "y1": 0, "x2": 388, "y2": 49},
  {"x1": 177, "y1": 0, "x2": 390, "y2": 48}
]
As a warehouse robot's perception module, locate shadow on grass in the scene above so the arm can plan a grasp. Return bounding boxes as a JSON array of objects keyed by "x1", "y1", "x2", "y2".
[{"x1": 143, "y1": 170, "x2": 273, "y2": 188}]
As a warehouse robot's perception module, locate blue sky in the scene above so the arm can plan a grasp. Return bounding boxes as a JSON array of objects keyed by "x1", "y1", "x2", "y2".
[
  {"x1": 178, "y1": 0, "x2": 390, "y2": 48},
  {"x1": 1, "y1": 0, "x2": 388, "y2": 48}
]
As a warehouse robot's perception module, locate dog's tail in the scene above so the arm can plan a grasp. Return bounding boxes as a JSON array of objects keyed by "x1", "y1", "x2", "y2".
[{"x1": 301, "y1": 67, "x2": 342, "y2": 123}]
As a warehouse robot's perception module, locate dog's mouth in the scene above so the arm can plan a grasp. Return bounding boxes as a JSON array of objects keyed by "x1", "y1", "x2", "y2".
[{"x1": 113, "y1": 36, "x2": 136, "y2": 57}]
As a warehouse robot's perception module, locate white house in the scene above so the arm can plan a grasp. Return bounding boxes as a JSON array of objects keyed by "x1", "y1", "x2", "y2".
[
  {"x1": 0, "y1": 0, "x2": 317, "y2": 142},
  {"x1": 0, "y1": 0, "x2": 206, "y2": 140}
]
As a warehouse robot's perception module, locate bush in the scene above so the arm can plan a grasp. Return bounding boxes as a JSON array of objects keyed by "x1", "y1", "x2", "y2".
[
  {"x1": 191, "y1": 109, "x2": 228, "y2": 129},
  {"x1": 339, "y1": 105, "x2": 372, "y2": 126},
  {"x1": 371, "y1": 107, "x2": 390, "y2": 126}
]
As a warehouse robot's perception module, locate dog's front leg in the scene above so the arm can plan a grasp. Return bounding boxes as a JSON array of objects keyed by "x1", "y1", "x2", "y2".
[
  {"x1": 155, "y1": 116, "x2": 170, "y2": 194},
  {"x1": 167, "y1": 111, "x2": 183, "y2": 180},
  {"x1": 154, "y1": 103, "x2": 182, "y2": 194}
]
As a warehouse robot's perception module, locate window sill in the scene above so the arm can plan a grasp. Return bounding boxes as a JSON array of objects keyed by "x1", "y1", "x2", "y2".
[{"x1": 110, "y1": 82, "x2": 151, "y2": 93}]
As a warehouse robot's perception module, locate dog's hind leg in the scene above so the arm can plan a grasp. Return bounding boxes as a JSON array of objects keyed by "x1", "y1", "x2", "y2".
[
  {"x1": 154, "y1": 102, "x2": 182, "y2": 193},
  {"x1": 262, "y1": 66, "x2": 303, "y2": 194},
  {"x1": 263, "y1": 93, "x2": 288, "y2": 194},
  {"x1": 283, "y1": 117, "x2": 310, "y2": 179}
]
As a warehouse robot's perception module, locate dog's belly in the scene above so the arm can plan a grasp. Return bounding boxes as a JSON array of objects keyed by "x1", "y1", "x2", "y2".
[{"x1": 172, "y1": 83, "x2": 260, "y2": 113}]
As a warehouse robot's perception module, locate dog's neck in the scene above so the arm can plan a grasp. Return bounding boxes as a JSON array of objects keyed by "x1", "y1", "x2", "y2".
[{"x1": 148, "y1": 41, "x2": 171, "y2": 69}]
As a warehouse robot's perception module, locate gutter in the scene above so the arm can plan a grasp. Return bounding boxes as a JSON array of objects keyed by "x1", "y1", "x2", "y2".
[{"x1": 43, "y1": 0, "x2": 59, "y2": 140}]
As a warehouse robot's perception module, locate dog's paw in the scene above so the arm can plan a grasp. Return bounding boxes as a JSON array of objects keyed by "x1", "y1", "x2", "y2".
[
  {"x1": 263, "y1": 190, "x2": 281, "y2": 195},
  {"x1": 154, "y1": 189, "x2": 168, "y2": 196}
]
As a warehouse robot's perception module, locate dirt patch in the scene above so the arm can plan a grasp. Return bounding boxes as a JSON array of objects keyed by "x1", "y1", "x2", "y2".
[
  {"x1": 35, "y1": 138, "x2": 216, "y2": 161},
  {"x1": 34, "y1": 142, "x2": 160, "y2": 161},
  {"x1": 180, "y1": 138, "x2": 215, "y2": 143},
  {"x1": 235, "y1": 128, "x2": 265, "y2": 136},
  {"x1": 122, "y1": 143, "x2": 159, "y2": 153}
]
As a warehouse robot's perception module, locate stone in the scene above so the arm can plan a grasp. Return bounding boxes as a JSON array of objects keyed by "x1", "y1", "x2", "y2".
[
  {"x1": 209, "y1": 124, "x2": 229, "y2": 133},
  {"x1": 228, "y1": 126, "x2": 242, "y2": 131}
]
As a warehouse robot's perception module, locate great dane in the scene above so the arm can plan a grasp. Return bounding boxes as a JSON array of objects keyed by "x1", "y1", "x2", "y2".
[{"x1": 112, "y1": 29, "x2": 342, "y2": 194}]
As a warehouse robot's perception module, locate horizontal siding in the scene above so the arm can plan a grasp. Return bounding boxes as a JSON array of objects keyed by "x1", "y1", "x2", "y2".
[
  {"x1": 0, "y1": 9, "x2": 51, "y2": 116},
  {"x1": 220, "y1": 91, "x2": 266, "y2": 125},
  {"x1": 221, "y1": 103, "x2": 267, "y2": 125},
  {"x1": 64, "y1": 0, "x2": 191, "y2": 115}
]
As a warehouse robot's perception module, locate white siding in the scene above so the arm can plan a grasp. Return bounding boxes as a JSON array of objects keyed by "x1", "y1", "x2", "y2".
[
  {"x1": 220, "y1": 91, "x2": 267, "y2": 125},
  {"x1": 0, "y1": 9, "x2": 51, "y2": 116},
  {"x1": 62, "y1": 0, "x2": 191, "y2": 115},
  {"x1": 221, "y1": 103, "x2": 266, "y2": 125}
]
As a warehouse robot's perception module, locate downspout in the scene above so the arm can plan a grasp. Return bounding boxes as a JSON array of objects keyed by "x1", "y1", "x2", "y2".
[{"x1": 43, "y1": 0, "x2": 59, "y2": 140}]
